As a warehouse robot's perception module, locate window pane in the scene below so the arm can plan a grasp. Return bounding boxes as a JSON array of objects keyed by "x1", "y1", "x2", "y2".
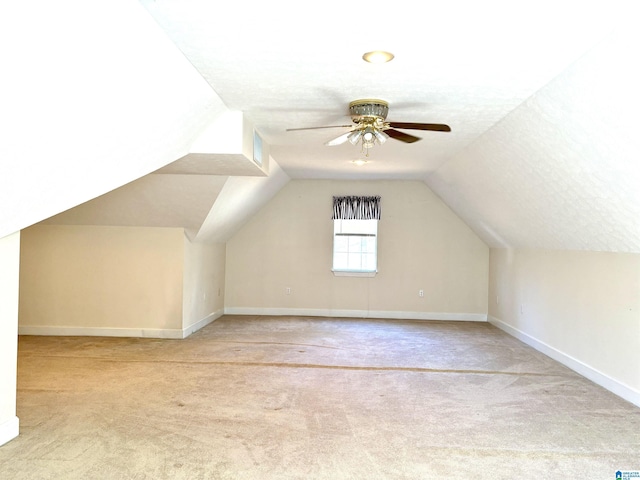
[
  {"x1": 333, "y1": 253, "x2": 348, "y2": 270},
  {"x1": 348, "y1": 236, "x2": 363, "y2": 252},
  {"x1": 347, "y1": 255, "x2": 362, "y2": 270},
  {"x1": 332, "y1": 219, "x2": 378, "y2": 272},
  {"x1": 362, "y1": 237, "x2": 376, "y2": 253},
  {"x1": 337, "y1": 219, "x2": 377, "y2": 235},
  {"x1": 333, "y1": 236, "x2": 348, "y2": 253},
  {"x1": 362, "y1": 253, "x2": 376, "y2": 270}
]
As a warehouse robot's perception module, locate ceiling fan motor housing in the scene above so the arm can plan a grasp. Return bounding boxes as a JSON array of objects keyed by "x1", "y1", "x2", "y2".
[{"x1": 349, "y1": 99, "x2": 389, "y2": 122}]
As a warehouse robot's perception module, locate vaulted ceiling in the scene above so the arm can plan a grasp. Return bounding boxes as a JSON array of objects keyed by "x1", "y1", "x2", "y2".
[{"x1": 2, "y1": 1, "x2": 638, "y2": 252}]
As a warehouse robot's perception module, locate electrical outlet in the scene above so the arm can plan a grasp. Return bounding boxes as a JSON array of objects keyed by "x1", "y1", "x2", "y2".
[
  {"x1": 286, "y1": 287, "x2": 291, "y2": 295},
  {"x1": 418, "y1": 289, "x2": 424, "y2": 297}
]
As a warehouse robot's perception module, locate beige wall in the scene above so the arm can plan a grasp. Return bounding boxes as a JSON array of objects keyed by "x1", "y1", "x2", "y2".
[
  {"x1": 19, "y1": 225, "x2": 185, "y2": 337},
  {"x1": 489, "y1": 248, "x2": 640, "y2": 406},
  {"x1": 0, "y1": 232, "x2": 20, "y2": 446},
  {"x1": 226, "y1": 180, "x2": 489, "y2": 319},
  {"x1": 183, "y1": 238, "x2": 225, "y2": 334}
]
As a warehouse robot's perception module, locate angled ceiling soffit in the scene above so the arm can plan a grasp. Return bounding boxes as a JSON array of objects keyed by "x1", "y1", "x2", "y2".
[
  {"x1": 155, "y1": 111, "x2": 269, "y2": 177},
  {"x1": 194, "y1": 159, "x2": 291, "y2": 244}
]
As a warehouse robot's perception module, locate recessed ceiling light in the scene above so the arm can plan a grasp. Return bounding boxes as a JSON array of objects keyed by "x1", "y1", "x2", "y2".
[
  {"x1": 352, "y1": 159, "x2": 368, "y2": 166},
  {"x1": 362, "y1": 51, "x2": 394, "y2": 64}
]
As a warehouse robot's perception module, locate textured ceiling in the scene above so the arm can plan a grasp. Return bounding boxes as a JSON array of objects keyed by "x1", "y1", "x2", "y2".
[
  {"x1": 0, "y1": 0, "x2": 224, "y2": 239},
  {"x1": 139, "y1": 0, "x2": 622, "y2": 180},
  {"x1": 428, "y1": 26, "x2": 640, "y2": 252},
  {"x1": 136, "y1": 0, "x2": 639, "y2": 252},
  {"x1": 5, "y1": 1, "x2": 637, "y2": 254},
  {"x1": 41, "y1": 174, "x2": 229, "y2": 230}
]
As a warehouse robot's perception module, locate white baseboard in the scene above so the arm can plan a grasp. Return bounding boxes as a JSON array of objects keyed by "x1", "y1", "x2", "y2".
[
  {"x1": 18, "y1": 310, "x2": 225, "y2": 340},
  {"x1": 224, "y1": 307, "x2": 487, "y2": 322},
  {"x1": 0, "y1": 416, "x2": 19, "y2": 447},
  {"x1": 488, "y1": 315, "x2": 640, "y2": 408},
  {"x1": 181, "y1": 309, "x2": 223, "y2": 338},
  {"x1": 19, "y1": 325, "x2": 185, "y2": 339}
]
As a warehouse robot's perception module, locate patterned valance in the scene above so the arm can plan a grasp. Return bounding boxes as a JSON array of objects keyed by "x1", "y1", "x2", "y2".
[{"x1": 332, "y1": 196, "x2": 381, "y2": 220}]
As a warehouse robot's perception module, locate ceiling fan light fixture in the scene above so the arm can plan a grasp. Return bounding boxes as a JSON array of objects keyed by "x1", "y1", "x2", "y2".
[
  {"x1": 359, "y1": 125, "x2": 381, "y2": 155},
  {"x1": 373, "y1": 129, "x2": 388, "y2": 144},
  {"x1": 362, "y1": 51, "x2": 394, "y2": 64},
  {"x1": 347, "y1": 130, "x2": 362, "y2": 145},
  {"x1": 362, "y1": 126, "x2": 376, "y2": 147}
]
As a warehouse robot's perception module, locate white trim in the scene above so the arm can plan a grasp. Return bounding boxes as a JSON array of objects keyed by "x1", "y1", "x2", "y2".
[
  {"x1": 18, "y1": 310, "x2": 225, "y2": 339},
  {"x1": 488, "y1": 315, "x2": 640, "y2": 408},
  {"x1": 224, "y1": 307, "x2": 487, "y2": 322},
  {"x1": 181, "y1": 309, "x2": 223, "y2": 338},
  {"x1": 332, "y1": 270, "x2": 377, "y2": 277},
  {"x1": 0, "y1": 416, "x2": 19, "y2": 447},
  {"x1": 19, "y1": 325, "x2": 185, "y2": 339}
]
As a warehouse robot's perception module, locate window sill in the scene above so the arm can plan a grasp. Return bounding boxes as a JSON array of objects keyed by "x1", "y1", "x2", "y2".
[{"x1": 332, "y1": 270, "x2": 377, "y2": 278}]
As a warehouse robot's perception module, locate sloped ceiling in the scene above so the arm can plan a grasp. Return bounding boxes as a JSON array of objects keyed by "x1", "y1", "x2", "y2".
[
  {"x1": 2, "y1": 1, "x2": 637, "y2": 254},
  {"x1": 0, "y1": 0, "x2": 229, "y2": 239},
  {"x1": 41, "y1": 155, "x2": 291, "y2": 244},
  {"x1": 40, "y1": 174, "x2": 229, "y2": 231},
  {"x1": 139, "y1": 0, "x2": 624, "y2": 181},
  {"x1": 427, "y1": 26, "x2": 640, "y2": 252}
]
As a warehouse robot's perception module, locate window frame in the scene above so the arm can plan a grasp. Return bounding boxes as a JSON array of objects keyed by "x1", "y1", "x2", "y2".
[{"x1": 331, "y1": 218, "x2": 378, "y2": 277}]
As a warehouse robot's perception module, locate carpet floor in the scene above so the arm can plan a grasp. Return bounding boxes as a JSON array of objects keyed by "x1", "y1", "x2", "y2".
[{"x1": 1, "y1": 315, "x2": 638, "y2": 479}]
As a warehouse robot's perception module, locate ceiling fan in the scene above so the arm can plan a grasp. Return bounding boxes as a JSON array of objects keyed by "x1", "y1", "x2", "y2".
[{"x1": 286, "y1": 99, "x2": 451, "y2": 156}]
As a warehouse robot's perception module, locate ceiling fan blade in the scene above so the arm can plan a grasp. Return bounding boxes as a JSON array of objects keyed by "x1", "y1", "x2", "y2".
[
  {"x1": 387, "y1": 122, "x2": 451, "y2": 132},
  {"x1": 385, "y1": 128, "x2": 422, "y2": 144},
  {"x1": 324, "y1": 130, "x2": 354, "y2": 146},
  {"x1": 286, "y1": 125, "x2": 352, "y2": 131}
]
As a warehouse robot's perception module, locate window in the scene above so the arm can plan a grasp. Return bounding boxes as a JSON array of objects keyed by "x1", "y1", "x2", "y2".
[
  {"x1": 332, "y1": 195, "x2": 380, "y2": 276},
  {"x1": 333, "y1": 219, "x2": 378, "y2": 273}
]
